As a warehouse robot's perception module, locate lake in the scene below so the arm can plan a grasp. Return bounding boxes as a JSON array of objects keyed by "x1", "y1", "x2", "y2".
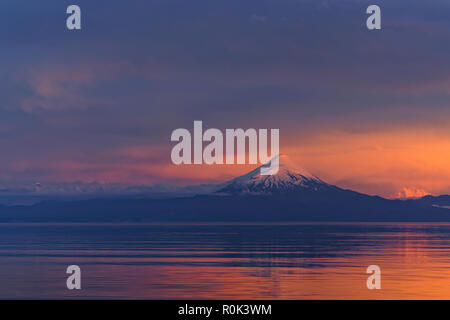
[{"x1": 0, "y1": 222, "x2": 449, "y2": 299}]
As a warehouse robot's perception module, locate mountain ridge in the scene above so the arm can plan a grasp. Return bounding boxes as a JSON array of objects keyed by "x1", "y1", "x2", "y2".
[{"x1": 0, "y1": 156, "x2": 449, "y2": 222}]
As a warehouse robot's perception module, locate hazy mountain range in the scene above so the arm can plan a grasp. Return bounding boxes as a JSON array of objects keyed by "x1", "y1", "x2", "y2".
[
  {"x1": 0, "y1": 181, "x2": 219, "y2": 206},
  {"x1": 0, "y1": 155, "x2": 449, "y2": 222}
]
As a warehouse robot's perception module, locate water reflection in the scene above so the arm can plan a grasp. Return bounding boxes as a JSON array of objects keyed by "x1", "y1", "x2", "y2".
[{"x1": 0, "y1": 223, "x2": 450, "y2": 299}]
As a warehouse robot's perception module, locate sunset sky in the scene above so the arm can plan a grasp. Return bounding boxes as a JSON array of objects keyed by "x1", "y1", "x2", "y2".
[{"x1": 0, "y1": 0, "x2": 449, "y2": 198}]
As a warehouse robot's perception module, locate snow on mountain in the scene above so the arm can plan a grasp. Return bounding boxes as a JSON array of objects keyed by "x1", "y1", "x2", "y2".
[{"x1": 217, "y1": 155, "x2": 335, "y2": 195}]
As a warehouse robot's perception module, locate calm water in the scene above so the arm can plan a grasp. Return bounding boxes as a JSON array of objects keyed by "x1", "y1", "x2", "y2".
[{"x1": 1, "y1": 223, "x2": 450, "y2": 299}]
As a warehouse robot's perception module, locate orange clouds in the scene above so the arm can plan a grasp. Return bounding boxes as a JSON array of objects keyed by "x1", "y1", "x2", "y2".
[
  {"x1": 391, "y1": 187, "x2": 432, "y2": 199},
  {"x1": 282, "y1": 128, "x2": 450, "y2": 198}
]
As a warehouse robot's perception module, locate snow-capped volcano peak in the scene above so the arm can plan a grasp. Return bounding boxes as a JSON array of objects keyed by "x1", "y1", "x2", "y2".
[{"x1": 218, "y1": 155, "x2": 331, "y2": 195}]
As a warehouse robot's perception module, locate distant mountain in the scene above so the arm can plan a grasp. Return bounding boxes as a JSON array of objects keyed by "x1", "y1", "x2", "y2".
[
  {"x1": 412, "y1": 195, "x2": 450, "y2": 209},
  {"x1": 218, "y1": 155, "x2": 341, "y2": 195},
  {"x1": 0, "y1": 156, "x2": 449, "y2": 223},
  {"x1": 0, "y1": 181, "x2": 219, "y2": 206}
]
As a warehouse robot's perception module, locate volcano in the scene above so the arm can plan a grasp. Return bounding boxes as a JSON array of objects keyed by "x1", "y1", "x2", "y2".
[{"x1": 218, "y1": 155, "x2": 336, "y2": 195}]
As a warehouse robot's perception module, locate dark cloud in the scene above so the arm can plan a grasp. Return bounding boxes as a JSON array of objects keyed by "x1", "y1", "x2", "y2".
[{"x1": 0, "y1": 0, "x2": 449, "y2": 187}]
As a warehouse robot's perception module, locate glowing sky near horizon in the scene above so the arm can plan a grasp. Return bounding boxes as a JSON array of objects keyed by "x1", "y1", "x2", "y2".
[{"x1": 0, "y1": 0, "x2": 449, "y2": 198}]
